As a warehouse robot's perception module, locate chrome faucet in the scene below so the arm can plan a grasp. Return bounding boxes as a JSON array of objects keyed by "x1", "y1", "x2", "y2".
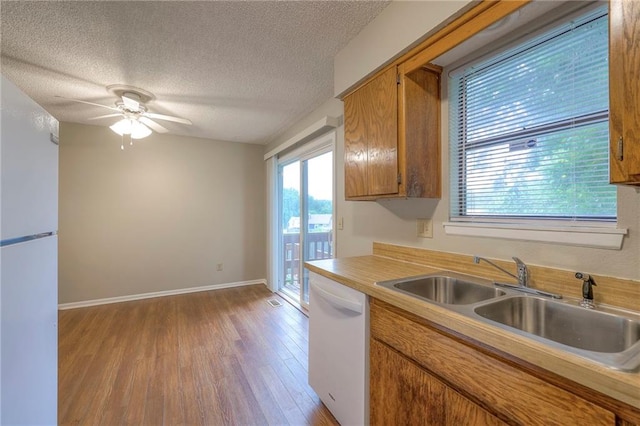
[
  {"x1": 473, "y1": 255, "x2": 562, "y2": 299},
  {"x1": 473, "y1": 256, "x2": 528, "y2": 287},
  {"x1": 514, "y1": 257, "x2": 529, "y2": 288}
]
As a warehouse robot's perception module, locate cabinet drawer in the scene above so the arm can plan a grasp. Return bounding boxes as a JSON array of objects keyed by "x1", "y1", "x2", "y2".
[{"x1": 371, "y1": 299, "x2": 615, "y2": 425}]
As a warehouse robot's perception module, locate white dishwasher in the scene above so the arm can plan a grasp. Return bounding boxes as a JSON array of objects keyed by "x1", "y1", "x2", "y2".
[{"x1": 308, "y1": 272, "x2": 369, "y2": 426}]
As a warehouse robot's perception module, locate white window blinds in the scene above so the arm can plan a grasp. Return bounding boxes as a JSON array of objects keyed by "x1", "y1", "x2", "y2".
[{"x1": 449, "y1": 7, "x2": 616, "y2": 222}]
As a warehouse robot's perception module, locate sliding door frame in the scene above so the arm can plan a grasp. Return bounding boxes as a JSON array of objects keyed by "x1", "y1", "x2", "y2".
[{"x1": 274, "y1": 131, "x2": 336, "y2": 309}]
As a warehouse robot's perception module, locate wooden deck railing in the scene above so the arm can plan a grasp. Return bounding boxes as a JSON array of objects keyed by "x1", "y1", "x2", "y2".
[{"x1": 283, "y1": 231, "x2": 332, "y2": 290}]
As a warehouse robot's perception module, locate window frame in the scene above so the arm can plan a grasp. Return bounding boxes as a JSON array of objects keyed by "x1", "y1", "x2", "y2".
[{"x1": 443, "y1": 5, "x2": 627, "y2": 249}]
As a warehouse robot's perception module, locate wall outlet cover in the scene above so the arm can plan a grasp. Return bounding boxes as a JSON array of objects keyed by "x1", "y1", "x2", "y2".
[{"x1": 417, "y1": 219, "x2": 433, "y2": 238}]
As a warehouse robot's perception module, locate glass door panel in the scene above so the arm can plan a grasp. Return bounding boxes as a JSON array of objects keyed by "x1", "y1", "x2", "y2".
[
  {"x1": 280, "y1": 161, "x2": 301, "y2": 301},
  {"x1": 301, "y1": 151, "x2": 333, "y2": 304},
  {"x1": 278, "y1": 149, "x2": 333, "y2": 308}
]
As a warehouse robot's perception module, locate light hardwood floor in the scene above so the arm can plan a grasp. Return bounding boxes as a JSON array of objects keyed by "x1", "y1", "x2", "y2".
[{"x1": 58, "y1": 284, "x2": 338, "y2": 425}]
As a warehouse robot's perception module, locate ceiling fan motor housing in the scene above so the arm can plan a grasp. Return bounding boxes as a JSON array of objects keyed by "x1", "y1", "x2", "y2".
[{"x1": 107, "y1": 84, "x2": 155, "y2": 106}]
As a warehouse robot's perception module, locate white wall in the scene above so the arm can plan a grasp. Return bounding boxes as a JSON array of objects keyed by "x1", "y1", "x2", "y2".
[
  {"x1": 334, "y1": 0, "x2": 470, "y2": 96},
  {"x1": 264, "y1": 97, "x2": 344, "y2": 154},
  {"x1": 59, "y1": 123, "x2": 266, "y2": 303},
  {"x1": 271, "y1": 1, "x2": 640, "y2": 282}
]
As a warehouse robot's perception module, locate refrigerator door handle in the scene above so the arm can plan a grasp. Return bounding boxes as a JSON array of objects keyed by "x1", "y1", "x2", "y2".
[{"x1": 1, "y1": 231, "x2": 57, "y2": 247}]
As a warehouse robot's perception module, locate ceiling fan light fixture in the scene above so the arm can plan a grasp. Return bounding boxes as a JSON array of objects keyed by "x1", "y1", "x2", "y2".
[
  {"x1": 131, "y1": 121, "x2": 152, "y2": 139},
  {"x1": 109, "y1": 118, "x2": 152, "y2": 139},
  {"x1": 109, "y1": 118, "x2": 133, "y2": 136}
]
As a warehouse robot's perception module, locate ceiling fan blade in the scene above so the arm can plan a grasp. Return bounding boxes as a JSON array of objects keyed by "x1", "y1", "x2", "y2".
[
  {"x1": 87, "y1": 113, "x2": 122, "y2": 121},
  {"x1": 54, "y1": 95, "x2": 120, "y2": 112},
  {"x1": 144, "y1": 112, "x2": 192, "y2": 125},
  {"x1": 121, "y1": 94, "x2": 140, "y2": 111},
  {"x1": 139, "y1": 117, "x2": 169, "y2": 133}
]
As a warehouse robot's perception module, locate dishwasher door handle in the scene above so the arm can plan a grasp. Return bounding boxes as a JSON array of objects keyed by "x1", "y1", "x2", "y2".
[{"x1": 311, "y1": 280, "x2": 363, "y2": 314}]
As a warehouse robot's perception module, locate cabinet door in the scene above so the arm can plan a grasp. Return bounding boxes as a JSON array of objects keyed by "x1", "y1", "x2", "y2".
[
  {"x1": 445, "y1": 388, "x2": 507, "y2": 426},
  {"x1": 370, "y1": 338, "x2": 507, "y2": 426},
  {"x1": 400, "y1": 65, "x2": 441, "y2": 198},
  {"x1": 344, "y1": 83, "x2": 369, "y2": 198},
  {"x1": 610, "y1": 0, "x2": 640, "y2": 183},
  {"x1": 370, "y1": 339, "x2": 445, "y2": 426},
  {"x1": 344, "y1": 67, "x2": 398, "y2": 198},
  {"x1": 366, "y1": 67, "x2": 398, "y2": 196}
]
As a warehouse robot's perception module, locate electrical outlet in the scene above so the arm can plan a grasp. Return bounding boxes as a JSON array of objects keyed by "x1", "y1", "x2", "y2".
[
  {"x1": 216, "y1": 263, "x2": 223, "y2": 271},
  {"x1": 417, "y1": 219, "x2": 433, "y2": 238}
]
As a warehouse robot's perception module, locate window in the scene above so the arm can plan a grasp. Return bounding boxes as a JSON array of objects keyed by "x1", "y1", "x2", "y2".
[{"x1": 449, "y1": 7, "x2": 616, "y2": 224}]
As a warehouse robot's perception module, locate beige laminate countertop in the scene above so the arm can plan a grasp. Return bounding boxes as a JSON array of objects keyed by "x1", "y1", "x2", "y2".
[{"x1": 306, "y1": 255, "x2": 640, "y2": 411}]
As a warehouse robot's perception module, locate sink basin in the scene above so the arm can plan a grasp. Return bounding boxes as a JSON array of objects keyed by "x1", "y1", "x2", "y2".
[
  {"x1": 377, "y1": 273, "x2": 505, "y2": 305},
  {"x1": 378, "y1": 271, "x2": 640, "y2": 370},
  {"x1": 474, "y1": 296, "x2": 640, "y2": 370}
]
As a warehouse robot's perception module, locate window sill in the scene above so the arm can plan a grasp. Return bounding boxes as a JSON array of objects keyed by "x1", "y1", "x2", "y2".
[{"x1": 443, "y1": 221, "x2": 627, "y2": 250}]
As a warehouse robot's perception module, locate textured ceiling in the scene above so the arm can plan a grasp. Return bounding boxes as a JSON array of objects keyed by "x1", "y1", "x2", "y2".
[{"x1": 1, "y1": 0, "x2": 389, "y2": 144}]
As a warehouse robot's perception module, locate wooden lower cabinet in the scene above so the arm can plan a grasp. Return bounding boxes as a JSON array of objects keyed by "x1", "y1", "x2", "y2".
[
  {"x1": 370, "y1": 338, "x2": 445, "y2": 425},
  {"x1": 371, "y1": 338, "x2": 505, "y2": 426},
  {"x1": 369, "y1": 298, "x2": 639, "y2": 426},
  {"x1": 445, "y1": 387, "x2": 506, "y2": 426}
]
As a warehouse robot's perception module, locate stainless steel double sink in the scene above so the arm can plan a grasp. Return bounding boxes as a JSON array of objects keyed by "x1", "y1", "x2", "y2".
[{"x1": 376, "y1": 272, "x2": 640, "y2": 371}]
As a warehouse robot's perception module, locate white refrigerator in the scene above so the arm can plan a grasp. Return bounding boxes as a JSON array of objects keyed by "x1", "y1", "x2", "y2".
[{"x1": 1, "y1": 75, "x2": 59, "y2": 425}]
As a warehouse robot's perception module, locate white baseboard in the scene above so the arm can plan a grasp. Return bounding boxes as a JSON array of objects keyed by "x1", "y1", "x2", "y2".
[{"x1": 58, "y1": 279, "x2": 268, "y2": 310}]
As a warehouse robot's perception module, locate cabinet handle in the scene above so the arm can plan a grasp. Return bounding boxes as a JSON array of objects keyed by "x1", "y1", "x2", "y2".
[{"x1": 617, "y1": 136, "x2": 624, "y2": 161}]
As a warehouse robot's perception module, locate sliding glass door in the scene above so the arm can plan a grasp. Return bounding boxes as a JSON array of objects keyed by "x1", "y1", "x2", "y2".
[
  {"x1": 280, "y1": 160, "x2": 302, "y2": 302},
  {"x1": 278, "y1": 145, "x2": 333, "y2": 308}
]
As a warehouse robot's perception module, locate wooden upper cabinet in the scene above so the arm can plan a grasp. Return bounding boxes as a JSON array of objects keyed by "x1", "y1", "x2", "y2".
[
  {"x1": 344, "y1": 64, "x2": 441, "y2": 200},
  {"x1": 366, "y1": 67, "x2": 399, "y2": 196},
  {"x1": 610, "y1": 0, "x2": 640, "y2": 184},
  {"x1": 343, "y1": 84, "x2": 370, "y2": 197},
  {"x1": 344, "y1": 67, "x2": 398, "y2": 198},
  {"x1": 399, "y1": 63, "x2": 441, "y2": 198},
  {"x1": 341, "y1": 1, "x2": 532, "y2": 200}
]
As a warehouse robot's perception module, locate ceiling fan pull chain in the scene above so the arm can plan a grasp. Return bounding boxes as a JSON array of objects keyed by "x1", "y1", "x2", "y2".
[
  {"x1": 130, "y1": 134, "x2": 134, "y2": 147},
  {"x1": 120, "y1": 134, "x2": 125, "y2": 151}
]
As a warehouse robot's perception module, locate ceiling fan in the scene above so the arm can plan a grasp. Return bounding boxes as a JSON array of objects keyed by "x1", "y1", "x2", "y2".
[{"x1": 56, "y1": 85, "x2": 192, "y2": 142}]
